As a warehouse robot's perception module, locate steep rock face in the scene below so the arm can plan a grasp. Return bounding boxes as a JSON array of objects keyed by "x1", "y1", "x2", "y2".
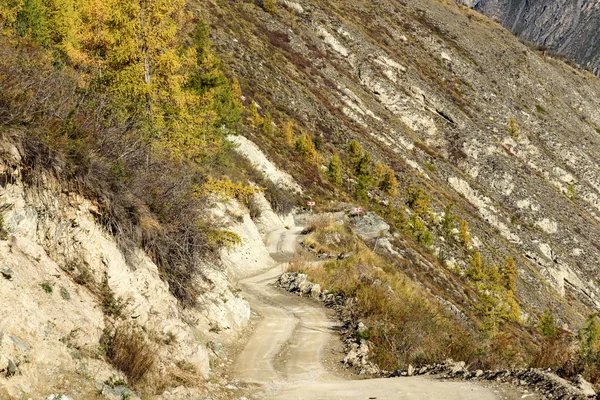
[
  {"x1": 464, "y1": 0, "x2": 600, "y2": 74},
  {"x1": 201, "y1": 0, "x2": 600, "y2": 327},
  {"x1": 0, "y1": 135, "x2": 292, "y2": 398}
]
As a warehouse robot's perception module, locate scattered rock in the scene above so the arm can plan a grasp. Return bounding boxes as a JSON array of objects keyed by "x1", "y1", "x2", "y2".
[
  {"x1": 352, "y1": 212, "x2": 390, "y2": 241},
  {"x1": 450, "y1": 360, "x2": 466, "y2": 374},
  {"x1": 6, "y1": 360, "x2": 17, "y2": 377},
  {"x1": 357, "y1": 322, "x2": 367, "y2": 334},
  {"x1": 387, "y1": 360, "x2": 595, "y2": 399},
  {"x1": 278, "y1": 272, "x2": 380, "y2": 376},
  {"x1": 575, "y1": 374, "x2": 596, "y2": 396},
  {"x1": 207, "y1": 341, "x2": 227, "y2": 359},
  {"x1": 310, "y1": 284, "x2": 322, "y2": 298},
  {"x1": 1, "y1": 268, "x2": 13, "y2": 280},
  {"x1": 98, "y1": 384, "x2": 140, "y2": 400}
]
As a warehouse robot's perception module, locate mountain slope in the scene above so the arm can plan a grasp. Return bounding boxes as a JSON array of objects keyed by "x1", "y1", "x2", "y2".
[
  {"x1": 466, "y1": 0, "x2": 600, "y2": 75},
  {"x1": 4, "y1": 0, "x2": 600, "y2": 395},
  {"x1": 200, "y1": 0, "x2": 600, "y2": 328}
]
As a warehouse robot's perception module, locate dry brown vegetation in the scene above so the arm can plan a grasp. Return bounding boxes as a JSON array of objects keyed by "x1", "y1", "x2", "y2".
[
  {"x1": 291, "y1": 221, "x2": 479, "y2": 370},
  {"x1": 0, "y1": 39, "x2": 263, "y2": 306},
  {"x1": 102, "y1": 325, "x2": 157, "y2": 385}
]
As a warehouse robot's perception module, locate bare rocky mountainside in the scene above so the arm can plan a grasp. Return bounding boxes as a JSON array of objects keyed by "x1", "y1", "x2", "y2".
[
  {"x1": 461, "y1": 0, "x2": 600, "y2": 75},
  {"x1": 202, "y1": 0, "x2": 600, "y2": 327},
  {"x1": 4, "y1": 0, "x2": 600, "y2": 398}
]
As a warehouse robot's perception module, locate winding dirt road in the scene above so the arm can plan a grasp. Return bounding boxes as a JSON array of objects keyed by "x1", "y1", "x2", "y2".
[{"x1": 233, "y1": 228, "x2": 502, "y2": 399}]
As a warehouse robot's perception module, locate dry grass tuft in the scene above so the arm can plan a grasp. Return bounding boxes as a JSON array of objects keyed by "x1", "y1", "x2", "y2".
[{"x1": 103, "y1": 325, "x2": 157, "y2": 385}]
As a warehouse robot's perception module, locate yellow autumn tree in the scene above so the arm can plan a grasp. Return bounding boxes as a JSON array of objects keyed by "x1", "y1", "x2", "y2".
[
  {"x1": 282, "y1": 121, "x2": 294, "y2": 145},
  {"x1": 45, "y1": 0, "x2": 83, "y2": 62},
  {"x1": 379, "y1": 166, "x2": 399, "y2": 196},
  {"x1": 0, "y1": 0, "x2": 24, "y2": 31}
]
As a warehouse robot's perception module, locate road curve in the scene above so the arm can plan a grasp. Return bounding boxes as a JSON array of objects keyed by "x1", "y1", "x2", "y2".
[{"x1": 233, "y1": 227, "x2": 501, "y2": 399}]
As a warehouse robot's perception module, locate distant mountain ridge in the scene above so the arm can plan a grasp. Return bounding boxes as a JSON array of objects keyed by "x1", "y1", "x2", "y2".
[{"x1": 460, "y1": 0, "x2": 600, "y2": 75}]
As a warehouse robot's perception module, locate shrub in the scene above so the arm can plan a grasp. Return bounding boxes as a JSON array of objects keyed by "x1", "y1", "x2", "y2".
[
  {"x1": 459, "y1": 219, "x2": 471, "y2": 248},
  {"x1": 206, "y1": 228, "x2": 241, "y2": 249},
  {"x1": 348, "y1": 140, "x2": 364, "y2": 167},
  {"x1": 508, "y1": 117, "x2": 520, "y2": 140},
  {"x1": 196, "y1": 178, "x2": 261, "y2": 205},
  {"x1": 355, "y1": 174, "x2": 370, "y2": 204},
  {"x1": 101, "y1": 275, "x2": 128, "y2": 318},
  {"x1": 530, "y1": 331, "x2": 574, "y2": 371},
  {"x1": 538, "y1": 309, "x2": 558, "y2": 337},
  {"x1": 60, "y1": 286, "x2": 71, "y2": 300},
  {"x1": 579, "y1": 313, "x2": 600, "y2": 363},
  {"x1": 466, "y1": 251, "x2": 485, "y2": 281},
  {"x1": 261, "y1": 0, "x2": 277, "y2": 13},
  {"x1": 282, "y1": 121, "x2": 294, "y2": 145},
  {"x1": 249, "y1": 101, "x2": 263, "y2": 127},
  {"x1": 503, "y1": 256, "x2": 517, "y2": 292},
  {"x1": 406, "y1": 185, "x2": 431, "y2": 216},
  {"x1": 440, "y1": 203, "x2": 456, "y2": 237},
  {"x1": 103, "y1": 325, "x2": 157, "y2": 384},
  {"x1": 304, "y1": 219, "x2": 354, "y2": 254},
  {"x1": 262, "y1": 112, "x2": 274, "y2": 136},
  {"x1": 263, "y1": 181, "x2": 296, "y2": 215},
  {"x1": 383, "y1": 204, "x2": 408, "y2": 233},
  {"x1": 378, "y1": 165, "x2": 398, "y2": 197},
  {"x1": 40, "y1": 281, "x2": 53, "y2": 293},
  {"x1": 247, "y1": 197, "x2": 263, "y2": 219},
  {"x1": 410, "y1": 215, "x2": 433, "y2": 246},
  {"x1": 295, "y1": 133, "x2": 320, "y2": 164},
  {"x1": 327, "y1": 152, "x2": 343, "y2": 188},
  {"x1": 354, "y1": 152, "x2": 373, "y2": 178},
  {"x1": 567, "y1": 183, "x2": 577, "y2": 200},
  {"x1": 74, "y1": 265, "x2": 93, "y2": 286},
  {"x1": 0, "y1": 213, "x2": 8, "y2": 240},
  {"x1": 297, "y1": 241, "x2": 479, "y2": 369}
]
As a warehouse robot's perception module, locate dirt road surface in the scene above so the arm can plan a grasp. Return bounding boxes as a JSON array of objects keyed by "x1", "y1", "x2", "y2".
[{"x1": 232, "y1": 228, "x2": 509, "y2": 399}]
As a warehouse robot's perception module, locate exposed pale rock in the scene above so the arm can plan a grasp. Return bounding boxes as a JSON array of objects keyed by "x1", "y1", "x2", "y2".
[
  {"x1": 317, "y1": 26, "x2": 349, "y2": 57},
  {"x1": 226, "y1": 135, "x2": 302, "y2": 193}
]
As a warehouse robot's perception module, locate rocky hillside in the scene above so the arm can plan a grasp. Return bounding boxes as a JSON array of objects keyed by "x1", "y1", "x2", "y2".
[
  {"x1": 0, "y1": 131, "x2": 299, "y2": 398},
  {"x1": 462, "y1": 0, "x2": 600, "y2": 75},
  {"x1": 4, "y1": 0, "x2": 600, "y2": 396},
  {"x1": 201, "y1": 0, "x2": 600, "y2": 329}
]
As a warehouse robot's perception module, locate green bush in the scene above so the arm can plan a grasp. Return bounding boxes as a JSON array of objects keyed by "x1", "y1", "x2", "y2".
[
  {"x1": 101, "y1": 275, "x2": 127, "y2": 318},
  {"x1": 0, "y1": 213, "x2": 8, "y2": 240},
  {"x1": 440, "y1": 203, "x2": 456, "y2": 237},
  {"x1": 40, "y1": 281, "x2": 53, "y2": 293},
  {"x1": 406, "y1": 185, "x2": 431, "y2": 216},
  {"x1": 537, "y1": 309, "x2": 558, "y2": 337},
  {"x1": 327, "y1": 152, "x2": 343, "y2": 188},
  {"x1": 410, "y1": 215, "x2": 433, "y2": 246},
  {"x1": 508, "y1": 117, "x2": 520, "y2": 140}
]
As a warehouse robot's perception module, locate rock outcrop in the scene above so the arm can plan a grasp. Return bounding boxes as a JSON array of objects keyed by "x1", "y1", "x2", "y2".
[
  {"x1": 0, "y1": 134, "x2": 293, "y2": 398},
  {"x1": 463, "y1": 0, "x2": 600, "y2": 75},
  {"x1": 204, "y1": 0, "x2": 600, "y2": 329}
]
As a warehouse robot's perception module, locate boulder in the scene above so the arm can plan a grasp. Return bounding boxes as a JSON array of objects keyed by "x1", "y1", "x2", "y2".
[
  {"x1": 299, "y1": 279, "x2": 313, "y2": 294},
  {"x1": 310, "y1": 284, "x2": 322, "y2": 298},
  {"x1": 575, "y1": 374, "x2": 596, "y2": 396}
]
